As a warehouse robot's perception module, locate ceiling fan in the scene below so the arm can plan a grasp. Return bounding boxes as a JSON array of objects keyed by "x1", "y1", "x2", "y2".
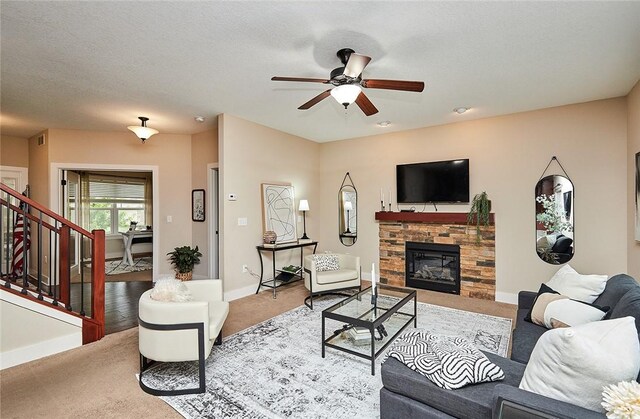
[{"x1": 271, "y1": 48, "x2": 425, "y2": 116}]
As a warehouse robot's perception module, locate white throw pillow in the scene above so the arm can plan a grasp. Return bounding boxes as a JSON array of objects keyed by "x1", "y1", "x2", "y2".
[
  {"x1": 520, "y1": 317, "x2": 640, "y2": 412},
  {"x1": 150, "y1": 278, "x2": 193, "y2": 302},
  {"x1": 545, "y1": 264, "x2": 608, "y2": 303},
  {"x1": 542, "y1": 299, "x2": 607, "y2": 328}
]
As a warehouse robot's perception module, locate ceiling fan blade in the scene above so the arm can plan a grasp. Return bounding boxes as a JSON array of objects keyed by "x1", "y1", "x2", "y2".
[
  {"x1": 298, "y1": 89, "x2": 332, "y2": 110},
  {"x1": 362, "y1": 79, "x2": 425, "y2": 92},
  {"x1": 343, "y1": 53, "x2": 372, "y2": 78},
  {"x1": 272, "y1": 76, "x2": 330, "y2": 83},
  {"x1": 355, "y1": 92, "x2": 379, "y2": 116}
]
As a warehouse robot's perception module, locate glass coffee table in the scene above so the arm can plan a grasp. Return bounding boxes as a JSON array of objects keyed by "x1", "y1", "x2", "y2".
[{"x1": 322, "y1": 284, "x2": 417, "y2": 375}]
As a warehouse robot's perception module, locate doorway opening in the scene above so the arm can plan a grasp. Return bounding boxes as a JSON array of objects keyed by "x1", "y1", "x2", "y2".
[
  {"x1": 53, "y1": 164, "x2": 159, "y2": 334},
  {"x1": 208, "y1": 165, "x2": 220, "y2": 279}
]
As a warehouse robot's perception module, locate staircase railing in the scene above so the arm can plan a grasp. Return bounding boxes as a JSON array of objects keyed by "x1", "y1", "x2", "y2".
[{"x1": 0, "y1": 183, "x2": 105, "y2": 343}]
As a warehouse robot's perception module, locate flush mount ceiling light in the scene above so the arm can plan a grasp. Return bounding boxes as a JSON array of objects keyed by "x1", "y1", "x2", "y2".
[
  {"x1": 194, "y1": 116, "x2": 205, "y2": 123},
  {"x1": 330, "y1": 84, "x2": 362, "y2": 108},
  {"x1": 453, "y1": 107, "x2": 469, "y2": 114},
  {"x1": 377, "y1": 120, "x2": 391, "y2": 127},
  {"x1": 128, "y1": 116, "x2": 158, "y2": 143}
]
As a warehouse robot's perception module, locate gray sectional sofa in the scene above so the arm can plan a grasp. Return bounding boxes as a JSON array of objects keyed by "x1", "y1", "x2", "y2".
[{"x1": 380, "y1": 274, "x2": 640, "y2": 419}]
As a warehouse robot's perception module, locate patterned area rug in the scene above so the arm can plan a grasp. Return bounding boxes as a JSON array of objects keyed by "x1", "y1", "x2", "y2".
[
  {"x1": 142, "y1": 298, "x2": 512, "y2": 419},
  {"x1": 105, "y1": 257, "x2": 152, "y2": 275}
]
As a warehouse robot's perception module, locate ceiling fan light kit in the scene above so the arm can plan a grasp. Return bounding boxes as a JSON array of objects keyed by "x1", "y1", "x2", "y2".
[
  {"x1": 271, "y1": 48, "x2": 425, "y2": 117},
  {"x1": 330, "y1": 84, "x2": 362, "y2": 108},
  {"x1": 128, "y1": 116, "x2": 158, "y2": 143}
]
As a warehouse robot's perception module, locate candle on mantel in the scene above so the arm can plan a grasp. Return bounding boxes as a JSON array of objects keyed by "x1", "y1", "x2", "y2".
[
  {"x1": 380, "y1": 188, "x2": 384, "y2": 208},
  {"x1": 388, "y1": 189, "x2": 392, "y2": 209},
  {"x1": 371, "y1": 262, "x2": 377, "y2": 295}
]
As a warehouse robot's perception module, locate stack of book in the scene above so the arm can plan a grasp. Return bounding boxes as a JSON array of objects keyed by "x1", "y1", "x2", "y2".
[{"x1": 347, "y1": 326, "x2": 372, "y2": 346}]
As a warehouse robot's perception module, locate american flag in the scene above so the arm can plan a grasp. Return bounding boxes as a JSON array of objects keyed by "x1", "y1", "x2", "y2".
[{"x1": 11, "y1": 196, "x2": 30, "y2": 277}]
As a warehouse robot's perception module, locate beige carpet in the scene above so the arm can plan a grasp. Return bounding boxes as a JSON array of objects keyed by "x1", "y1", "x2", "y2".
[{"x1": 0, "y1": 282, "x2": 516, "y2": 419}]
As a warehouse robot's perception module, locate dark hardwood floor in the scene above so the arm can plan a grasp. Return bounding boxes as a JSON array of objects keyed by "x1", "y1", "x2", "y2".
[
  {"x1": 104, "y1": 281, "x2": 153, "y2": 334},
  {"x1": 68, "y1": 280, "x2": 153, "y2": 334}
]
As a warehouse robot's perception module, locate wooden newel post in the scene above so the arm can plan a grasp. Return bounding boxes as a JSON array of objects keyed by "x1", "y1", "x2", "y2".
[
  {"x1": 91, "y1": 229, "x2": 105, "y2": 339},
  {"x1": 59, "y1": 225, "x2": 70, "y2": 306}
]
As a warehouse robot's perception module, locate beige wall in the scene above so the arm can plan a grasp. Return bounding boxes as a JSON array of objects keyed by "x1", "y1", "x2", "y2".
[
  {"x1": 317, "y1": 98, "x2": 628, "y2": 300},
  {"x1": 191, "y1": 128, "x2": 219, "y2": 278},
  {"x1": 28, "y1": 130, "x2": 49, "y2": 205},
  {"x1": 1, "y1": 135, "x2": 29, "y2": 167},
  {"x1": 219, "y1": 114, "x2": 320, "y2": 296},
  {"x1": 46, "y1": 129, "x2": 193, "y2": 275},
  {"x1": 628, "y1": 80, "x2": 640, "y2": 279}
]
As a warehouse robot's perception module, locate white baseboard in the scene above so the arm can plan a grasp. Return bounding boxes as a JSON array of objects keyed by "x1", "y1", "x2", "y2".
[
  {"x1": 495, "y1": 291, "x2": 518, "y2": 304},
  {"x1": 0, "y1": 289, "x2": 81, "y2": 326},
  {"x1": 224, "y1": 284, "x2": 258, "y2": 302},
  {"x1": 0, "y1": 331, "x2": 82, "y2": 370}
]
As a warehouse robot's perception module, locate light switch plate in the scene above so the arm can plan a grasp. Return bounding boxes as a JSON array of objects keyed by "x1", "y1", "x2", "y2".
[
  {"x1": 238, "y1": 217, "x2": 247, "y2": 226},
  {"x1": 166, "y1": 215, "x2": 172, "y2": 223}
]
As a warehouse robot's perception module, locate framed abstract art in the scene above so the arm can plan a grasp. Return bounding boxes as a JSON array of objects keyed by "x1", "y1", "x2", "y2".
[{"x1": 261, "y1": 183, "x2": 297, "y2": 243}]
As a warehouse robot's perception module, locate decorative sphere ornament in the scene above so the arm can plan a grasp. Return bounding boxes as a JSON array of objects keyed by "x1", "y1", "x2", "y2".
[{"x1": 263, "y1": 231, "x2": 277, "y2": 244}]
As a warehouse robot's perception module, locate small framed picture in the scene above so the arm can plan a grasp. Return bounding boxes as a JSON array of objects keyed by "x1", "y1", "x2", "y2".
[{"x1": 192, "y1": 189, "x2": 205, "y2": 222}]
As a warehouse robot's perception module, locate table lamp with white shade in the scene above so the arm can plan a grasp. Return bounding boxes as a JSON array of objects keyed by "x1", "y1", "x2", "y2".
[{"x1": 299, "y1": 199, "x2": 310, "y2": 240}]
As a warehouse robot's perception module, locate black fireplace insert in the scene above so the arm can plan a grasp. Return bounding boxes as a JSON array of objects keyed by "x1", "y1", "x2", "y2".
[{"x1": 405, "y1": 241, "x2": 460, "y2": 294}]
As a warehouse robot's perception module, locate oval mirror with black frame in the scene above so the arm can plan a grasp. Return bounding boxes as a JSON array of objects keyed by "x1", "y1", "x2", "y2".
[
  {"x1": 535, "y1": 174, "x2": 574, "y2": 264},
  {"x1": 339, "y1": 172, "x2": 357, "y2": 246}
]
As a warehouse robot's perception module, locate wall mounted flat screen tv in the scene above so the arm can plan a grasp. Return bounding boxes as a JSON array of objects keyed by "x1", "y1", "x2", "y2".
[{"x1": 396, "y1": 159, "x2": 470, "y2": 203}]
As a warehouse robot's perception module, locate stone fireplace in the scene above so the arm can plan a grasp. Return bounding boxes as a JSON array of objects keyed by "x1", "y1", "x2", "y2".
[{"x1": 376, "y1": 212, "x2": 496, "y2": 300}]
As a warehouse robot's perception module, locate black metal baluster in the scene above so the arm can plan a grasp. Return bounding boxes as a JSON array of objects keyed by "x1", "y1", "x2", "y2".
[
  {"x1": 88, "y1": 236, "x2": 93, "y2": 318},
  {"x1": 37, "y1": 211, "x2": 43, "y2": 300},
  {"x1": 66, "y1": 230, "x2": 72, "y2": 311},
  {"x1": 20, "y1": 202, "x2": 28, "y2": 295},
  {"x1": 48, "y1": 227, "x2": 53, "y2": 296},
  {"x1": 80, "y1": 234, "x2": 85, "y2": 316},
  {"x1": 52, "y1": 220, "x2": 59, "y2": 306}
]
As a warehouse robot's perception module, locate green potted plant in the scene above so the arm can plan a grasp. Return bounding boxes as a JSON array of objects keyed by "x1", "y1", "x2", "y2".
[
  {"x1": 167, "y1": 245, "x2": 202, "y2": 281},
  {"x1": 467, "y1": 191, "x2": 491, "y2": 242}
]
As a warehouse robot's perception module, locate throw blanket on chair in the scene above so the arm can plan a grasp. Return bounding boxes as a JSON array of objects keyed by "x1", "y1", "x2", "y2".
[{"x1": 386, "y1": 331, "x2": 505, "y2": 390}]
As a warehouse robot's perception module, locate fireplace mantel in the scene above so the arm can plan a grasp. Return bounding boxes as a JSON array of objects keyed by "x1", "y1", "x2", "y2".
[{"x1": 375, "y1": 211, "x2": 495, "y2": 224}]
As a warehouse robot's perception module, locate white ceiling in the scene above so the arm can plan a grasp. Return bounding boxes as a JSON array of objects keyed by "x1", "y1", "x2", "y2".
[{"x1": 1, "y1": 2, "x2": 639, "y2": 142}]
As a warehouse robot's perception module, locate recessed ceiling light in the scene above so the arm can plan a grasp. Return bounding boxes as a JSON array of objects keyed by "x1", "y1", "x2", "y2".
[
  {"x1": 377, "y1": 121, "x2": 391, "y2": 127},
  {"x1": 453, "y1": 107, "x2": 469, "y2": 114},
  {"x1": 194, "y1": 116, "x2": 205, "y2": 123}
]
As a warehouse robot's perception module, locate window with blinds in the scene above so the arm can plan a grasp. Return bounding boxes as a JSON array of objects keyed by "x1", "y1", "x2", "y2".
[{"x1": 88, "y1": 175, "x2": 148, "y2": 234}]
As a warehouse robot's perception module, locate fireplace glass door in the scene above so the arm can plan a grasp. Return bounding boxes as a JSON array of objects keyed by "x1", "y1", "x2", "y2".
[{"x1": 405, "y1": 242, "x2": 460, "y2": 294}]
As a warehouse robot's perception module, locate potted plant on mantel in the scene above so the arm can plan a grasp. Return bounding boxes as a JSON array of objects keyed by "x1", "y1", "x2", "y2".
[
  {"x1": 467, "y1": 191, "x2": 491, "y2": 243},
  {"x1": 167, "y1": 245, "x2": 202, "y2": 281}
]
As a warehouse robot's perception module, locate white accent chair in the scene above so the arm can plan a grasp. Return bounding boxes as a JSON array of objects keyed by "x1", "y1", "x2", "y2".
[
  {"x1": 138, "y1": 279, "x2": 229, "y2": 396},
  {"x1": 304, "y1": 254, "x2": 361, "y2": 309}
]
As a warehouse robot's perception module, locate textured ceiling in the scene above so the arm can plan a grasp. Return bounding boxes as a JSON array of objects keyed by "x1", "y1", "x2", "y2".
[{"x1": 1, "y1": 1, "x2": 639, "y2": 142}]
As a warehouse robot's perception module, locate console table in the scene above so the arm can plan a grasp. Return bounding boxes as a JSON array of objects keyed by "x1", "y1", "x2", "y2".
[
  {"x1": 255, "y1": 241, "x2": 318, "y2": 299},
  {"x1": 120, "y1": 230, "x2": 153, "y2": 266}
]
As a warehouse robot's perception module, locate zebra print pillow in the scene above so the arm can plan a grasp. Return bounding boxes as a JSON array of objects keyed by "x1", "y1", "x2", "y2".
[
  {"x1": 386, "y1": 331, "x2": 504, "y2": 390},
  {"x1": 312, "y1": 254, "x2": 339, "y2": 272}
]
